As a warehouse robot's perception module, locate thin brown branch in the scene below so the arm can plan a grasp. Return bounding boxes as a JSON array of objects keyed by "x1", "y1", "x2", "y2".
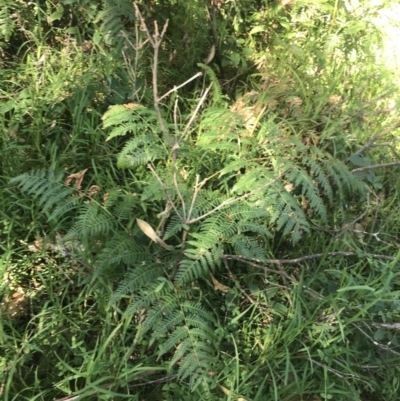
[
  {"x1": 310, "y1": 359, "x2": 353, "y2": 382},
  {"x1": 120, "y1": 28, "x2": 148, "y2": 102},
  {"x1": 179, "y1": 83, "x2": 213, "y2": 143},
  {"x1": 349, "y1": 121, "x2": 400, "y2": 158},
  {"x1": 159, "y1": 72, "x2": 203, "y2": 102},
  {"x1": 351, "y1": 161, "x2": 400, "y2": 173},
  {"x1": 371, "y1": 322, "x2": 400, "y2": 330},
  {"x1": 186, "y1": 171, "x2": 289, "y2": 224},
  {"x1": 187, "y1": 174, "x2": 200, "y2": 221},
  {"x1": 147, "y1": 163, "x2": 182, "y2": 219},
  {"x1": 352, "y1": 323, "x2": 400, "y2": 357},
  {"x1": 223, "y1": 258, "x2": 255, "y2": 304},
  {"x1": 223, "y1": 251, "x2": 398, "y2": 266},
  {"x1": 222, "y1": 255, "x2": 324, "y2": 300},
  {"x1": 133, "y1": 3, "x2": 174, "y2": 148},
  {"x1": 371, "y1": 139, "x2": 400, "y2": 147},
  {"x1": 173, "y1": 172, "x2": 186, "y2": 220}
]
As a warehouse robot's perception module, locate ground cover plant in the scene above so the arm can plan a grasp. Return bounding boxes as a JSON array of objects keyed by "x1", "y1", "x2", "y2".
[{"x1": 1, "y1": 0, "x2": 400, "y2": 400}]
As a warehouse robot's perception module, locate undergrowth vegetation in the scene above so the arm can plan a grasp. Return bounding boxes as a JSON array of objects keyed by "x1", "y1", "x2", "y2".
[{"x1": 1, "y1": 1, "x2": 400, "y2": 400}]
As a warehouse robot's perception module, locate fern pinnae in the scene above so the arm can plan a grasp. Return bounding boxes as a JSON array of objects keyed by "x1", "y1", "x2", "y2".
[
  {"x1": 64, "y1": 203, "x2": 117, "y2": 242},
  {"x1": 110, "y1": 265, "x2": 162, "y2": 304},
  {"x1": 238, "y1": 221, "x2": 272, "y2": 238},
  {"x1": 231, "y1": 235, "x2": 266, "y2": 260},
  {"x1": 95, "y1": 233, "x2": 150, "y2": 275},
  {"x1": 197, "y1": 64, "x2": 223, "y2": 105},
  {"x1": 306, "y1": 157, "x2": 333, "y2": 202},
  {"x1": 124, "y1": 282, "x2": 170, "y2": 317},
  {"x1": 48, "y1": 196, "x2": 81, "y2": 221},
  {"x1": 117, "y1": 146, "x2": 165, "y2": 168},
  {"x1": 110, "y1": 194, "x2": 139, "y2": 221},
  {"x1": 176, "y1": 246, "x2": 222, "y2": 285},
  {"x1": 141, "y1": 294, "x2": 179, "y2": 338}
]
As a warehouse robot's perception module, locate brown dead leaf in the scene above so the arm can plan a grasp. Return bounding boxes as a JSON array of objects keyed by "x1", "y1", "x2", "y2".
[
  {"x1": 210, "y1": 273, "x2": 230, "y2": 293},
  {"x1": 65, "y1": 169, "x2": 88, "y2": 190},
  {"x1": 87, "y1": 185, "x2": 100, "y2": 197}
]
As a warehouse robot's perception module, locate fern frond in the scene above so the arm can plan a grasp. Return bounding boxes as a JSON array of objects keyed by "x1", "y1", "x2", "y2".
[
  {"x1": 237, "y1": 221, "x2": 272, "y2": 238},
  {"x1": 288, "y1": 166, "x2": 327, "y2": 221},
  {"x1": 306, "y1": 156, "x2": 333, "y2": 202},
  {"x1": 110, "y1": 265, "x2": 163, "y2": 304},
  {"x1": 109, "y1": 193, "x2": 140, "y2": 221},
  {"x1": 118, "y1": 147, "x2": 165, "y2": 168},
  {"x1": 176, "y1": 245, "x2": 223, "y2": 285},
  {"x1": 64, "y1": 203, "x2": 117, "y2": 242},
  {"x1": 219, "y1": 159, "x2": 258, "y2": 177},
  {"x1": 96, "y1": 0, "x2": 137, "y2": 47},
  {"x1": 231, "y1": 235, "x2": 265, "y2": 259},
  {"x1": 0, "y1": 2, "x2": 16, "y2": 41},
  {"x1": 10, "y1": 169, "x2": 74, "y2": 216},
  {"x1": 151, "y1": 301, "x2": 217, "y2": 389},
  {"x1": 231, "y1": 167, "x2": 276, "y2": 195},
  {"x1": 95, "y1": 232, "x2": 151, "y2": 277},
  {"x1": 103, "y1": 104, "x2": 158, "y2": 136},
  {"x1": 270, "y1": 189, "x2": 310, "y2": 242},
  {"x1": 48, "y1": 197, "x2": 82, "y2": 221},
  {"x1": 124, "y1": 282, "x2": 170, "y2": 317},
  {"x1": 197, "y1": 64, "x2": 224, "y2": 105},
  {"x1": 163, "y1": 215, "x2": 184, "y2": 241},
  {"x1": 140, "y1": 293, "x2": 179, "y2": 337}
]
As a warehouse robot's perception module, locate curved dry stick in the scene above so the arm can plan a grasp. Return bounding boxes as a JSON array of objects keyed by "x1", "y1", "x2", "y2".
[
  {"x1": 349, "y1": 121, "x2": 400, "y2": 159},
  {"x1": 223, "y1": 252, "x2": 399, "y2": 266}
]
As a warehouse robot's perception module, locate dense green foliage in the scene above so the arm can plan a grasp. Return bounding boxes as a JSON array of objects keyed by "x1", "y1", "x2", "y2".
[{"x1": 1, "y1": 1, "x2": 400, "y2": 400}]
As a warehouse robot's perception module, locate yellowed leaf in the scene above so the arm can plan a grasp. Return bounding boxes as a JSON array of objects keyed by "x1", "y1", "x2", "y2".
[
  {"x1": 136, "y1": 218, "x2": 171, "y2": 250},
  {"x1": 284, "y1": 183, "x2": 294, "y2": 192},
  {"x1": 217, "y1": 384, "x2": 247, "y2": 401}
]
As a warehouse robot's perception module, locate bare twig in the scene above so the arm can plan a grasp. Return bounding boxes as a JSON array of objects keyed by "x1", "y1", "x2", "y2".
[
  {"x1": 352, "y1": 323, "x2": 400, "y2": 358},
  {"x1": 159, "y1": 72, "x2": 203, "y2": 102},
  {"x1": 173, "y1": 97, "x2": 179, "y2": 136},
  {"x1": 187, "y1": 174, "x2": 200, "y2": 221},
  {"x1": 351, "y1": 161, "x2": 400, "y2": 174},
  {"x1": 310, "y1": 359, "x2": 355, "y2": 382},
  {"x1": 222, "y1": 255, "x2": 324, "y2": 300},
  {"x1": 223, "y1": 258, "x2": 255, "y2": 304},
  {"x1": 133, "y1": 3, "x2": 174, "y2": 148},
  {"x1": 370, "y1": 322, "x2": 400, "y2": 330},
  {"x1": 120, "y1": 29, "x2": 149, "y2": 101},
  {"x1": 371, "y1": 139, "x2": 400, "y2": 147},
  {"x1": 186, "y1": 171, "x2": 289, "y2": 224},
  {"x1": 349, "y1": 121, "x2": 400, "y2": 159},
  {"x1": 147, "y1": 163, "x2": 182, "y2": 219},
  {"x1": 179, "y1": 83, "x2": 213, "y2": 143},
  {"x1": 128, "y1": 374, "x2": 177, "y2": 387},
  {"x1": 223, "y1": 251, "x2": 399, "y2": 266},
  {"x1": 173, "y1": 172, "x2": 186, "y2": 220}
]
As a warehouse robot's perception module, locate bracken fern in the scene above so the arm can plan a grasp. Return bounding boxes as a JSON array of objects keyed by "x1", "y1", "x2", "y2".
[{"x1": 9, "y1": 30, "x2": 370, "y2": 393}]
